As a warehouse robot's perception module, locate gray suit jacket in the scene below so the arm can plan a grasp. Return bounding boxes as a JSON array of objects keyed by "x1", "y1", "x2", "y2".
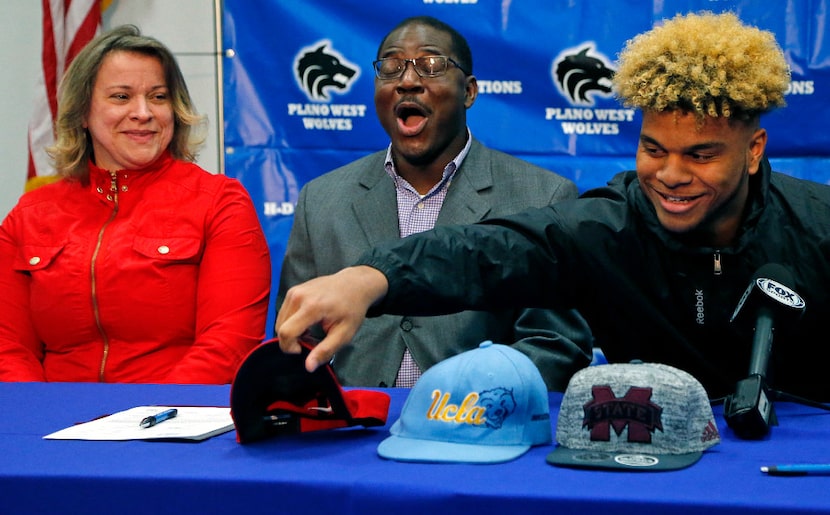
[{"x1": 276, "y1": 138, "x2": 592, "y2": 390}]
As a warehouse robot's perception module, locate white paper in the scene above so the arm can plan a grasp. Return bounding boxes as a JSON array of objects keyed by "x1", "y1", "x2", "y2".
[{"x1": 43, "y1": 406, "x2": 235, "y2": 441}]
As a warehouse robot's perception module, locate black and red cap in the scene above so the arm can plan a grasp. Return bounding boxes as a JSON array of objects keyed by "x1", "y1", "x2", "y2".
[{"x1": 230, "y1": 338, "x2": 391, "y2": 443}]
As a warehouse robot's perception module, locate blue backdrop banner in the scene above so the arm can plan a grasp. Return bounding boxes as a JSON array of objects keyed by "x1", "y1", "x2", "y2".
[{"x1": 222, "y1": 0, "x2": 829, "y2": 335}]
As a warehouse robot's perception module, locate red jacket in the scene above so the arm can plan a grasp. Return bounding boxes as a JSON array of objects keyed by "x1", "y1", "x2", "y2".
[{"x1": 0, "y1": 153, "x2": 271, "y2": 383}]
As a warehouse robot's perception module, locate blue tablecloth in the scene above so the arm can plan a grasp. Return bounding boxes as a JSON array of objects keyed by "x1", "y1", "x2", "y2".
[{"x1": 1, "y1": 382, "x2": 828, "y2": 514}]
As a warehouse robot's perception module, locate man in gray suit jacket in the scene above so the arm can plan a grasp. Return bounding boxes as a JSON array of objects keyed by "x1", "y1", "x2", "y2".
[{"x1": 276, "y1": 16, "x2": 592, "y2": 390}]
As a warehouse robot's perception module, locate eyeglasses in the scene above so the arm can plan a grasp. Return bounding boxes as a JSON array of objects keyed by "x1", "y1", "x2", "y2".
[{"x1": 372, "y1": 55, "x2": 469, "y2": 80}]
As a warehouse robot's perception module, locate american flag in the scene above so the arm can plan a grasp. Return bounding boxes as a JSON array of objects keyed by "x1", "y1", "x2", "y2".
[{"x1": 26, "y1": 0, "x2": 102, "y2": 190}]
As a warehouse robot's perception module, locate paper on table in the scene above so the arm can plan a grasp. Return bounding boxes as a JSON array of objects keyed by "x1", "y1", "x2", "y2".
[{"x1": 43, "y1": 406, "x2": 235, "y2": 441}]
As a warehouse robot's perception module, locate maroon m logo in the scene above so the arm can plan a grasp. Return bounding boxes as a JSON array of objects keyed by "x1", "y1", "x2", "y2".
[{"x1": 582, "y1": 386, "x2": 663, "y2": 443}]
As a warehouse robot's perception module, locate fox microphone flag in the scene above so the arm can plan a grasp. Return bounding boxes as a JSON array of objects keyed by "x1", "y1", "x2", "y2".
[
  {"x1": 26, "y1": 0, "x2": 102, "y2": 191},
  {"x1": 724, "y1": 263, "x2": 806, "y2": 439}
]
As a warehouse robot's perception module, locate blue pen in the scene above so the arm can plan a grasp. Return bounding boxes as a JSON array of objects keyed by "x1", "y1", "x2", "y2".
[
  {"x1": 139, "y1": 408, "x2": 178, "y2": 428},
  {"x1": 761, "y1": 464, "x2": 830, "y2": 476}
]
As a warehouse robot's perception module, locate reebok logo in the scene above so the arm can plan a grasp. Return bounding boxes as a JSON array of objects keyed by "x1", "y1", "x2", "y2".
[{"x1": 695, "y1": 289, "x2": 705, "y2": 325}]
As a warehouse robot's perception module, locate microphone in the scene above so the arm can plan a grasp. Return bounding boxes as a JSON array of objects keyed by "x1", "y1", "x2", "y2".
[{"x1": 724, "y1": 263, "x2": 806, "y2": 439}]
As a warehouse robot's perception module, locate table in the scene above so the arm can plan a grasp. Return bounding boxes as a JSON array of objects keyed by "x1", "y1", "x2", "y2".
[{"x1": 1, "y1": 382, "x2": 828, "y2": 514}]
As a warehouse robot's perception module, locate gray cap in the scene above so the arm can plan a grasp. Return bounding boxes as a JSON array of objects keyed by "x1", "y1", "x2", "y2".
[{"x1": 547, "y1": 362, "x2": 720, "y2": 471}]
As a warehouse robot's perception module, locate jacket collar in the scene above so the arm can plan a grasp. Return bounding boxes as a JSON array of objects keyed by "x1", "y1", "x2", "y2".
[
  {"x1": 627, "y1": 156, "x2": 772, "y2": 253},
  {"x1": 87, "y1": 151, "x2": 175, "y2": 201},
  {"x1": 88, "y1": 150, "x2": 175, "y2": 178}
]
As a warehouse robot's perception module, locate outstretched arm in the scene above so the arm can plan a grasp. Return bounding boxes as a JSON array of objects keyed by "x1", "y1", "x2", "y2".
[{"x1": 276, "y1": 265, "x2": 389, "y2": 372}]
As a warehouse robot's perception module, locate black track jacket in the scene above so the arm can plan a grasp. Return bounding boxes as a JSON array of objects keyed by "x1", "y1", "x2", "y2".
[{"x1": 359, "y1": 158, "x2": 830, "y2": 400}]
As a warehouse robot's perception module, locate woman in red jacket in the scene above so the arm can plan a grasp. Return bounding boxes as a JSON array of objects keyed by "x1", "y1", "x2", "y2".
[{"x1": 0, "y1": 25, "x2": 271, "y2": 383}]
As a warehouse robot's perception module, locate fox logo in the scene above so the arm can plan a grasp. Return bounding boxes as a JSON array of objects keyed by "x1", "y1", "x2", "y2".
[
  {"x1": 553, "y1": 44, "x2": 615, "y2": 105},
  {"x1": 294, "y1": 40, "x2": 359, "y2": 101}
]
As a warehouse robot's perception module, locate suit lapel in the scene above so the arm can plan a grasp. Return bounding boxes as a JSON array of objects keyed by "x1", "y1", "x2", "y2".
[
  {"x1": 436, "y1": 139, "x2": 493, "y2": 226},
  {"x1": 351, "y1": 154, "x2": 401, "y2": 245}
]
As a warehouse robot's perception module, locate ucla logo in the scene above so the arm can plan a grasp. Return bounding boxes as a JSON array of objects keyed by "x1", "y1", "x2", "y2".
[
  {"x1": 293, "y1": 39, "x2": 360, "y2": 101},
  {"x1": 427, "y1": 387, "x2": 516, "y2": 429},
  {"x1": 552, "y1": 43, "x2": 615, "y2": 106}
]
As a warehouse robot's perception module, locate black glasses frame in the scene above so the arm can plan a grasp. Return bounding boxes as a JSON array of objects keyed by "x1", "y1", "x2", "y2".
[{"x1": 372, "y1": 55, "x2": 469, "y2": 79}]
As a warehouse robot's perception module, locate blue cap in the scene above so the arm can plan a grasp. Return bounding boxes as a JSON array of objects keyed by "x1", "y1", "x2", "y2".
[{"x1": 377, "y1": 341, "x2": 552, "y2": 463}]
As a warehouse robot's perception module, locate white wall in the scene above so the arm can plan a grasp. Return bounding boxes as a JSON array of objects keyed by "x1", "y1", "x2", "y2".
[{"x1": 0, "y1": 0, "x2": 221, "y2": 220}]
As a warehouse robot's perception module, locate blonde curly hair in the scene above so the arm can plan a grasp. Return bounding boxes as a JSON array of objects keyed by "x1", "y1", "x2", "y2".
[{"x1": 613, "y1": 11, "x2": 790, "y2": 122}]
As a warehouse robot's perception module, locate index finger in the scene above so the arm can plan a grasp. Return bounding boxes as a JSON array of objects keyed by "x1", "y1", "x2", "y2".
[{"x1": 275, "y1": 294, "x2": 312, "y2": 355}]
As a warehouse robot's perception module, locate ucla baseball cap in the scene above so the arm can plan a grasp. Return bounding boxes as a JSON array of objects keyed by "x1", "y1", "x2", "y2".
[
  {"x1": 546, "y1": 362, "x2": 721, "y2": 471},
  {"x1": 377, "y1": 341, "x2": 552, "y2": 463},
  {"x1": 230, "y1": 338, "x2": 391, "y2": 443}
]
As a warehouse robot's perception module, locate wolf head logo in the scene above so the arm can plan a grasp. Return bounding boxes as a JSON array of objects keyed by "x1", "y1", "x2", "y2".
[
  {"x1": 294, "y1": 40, "x2": 359, "y2": 101},
  {"x1": 553, "y1": 45, "x2": 615, "y2": 106}
]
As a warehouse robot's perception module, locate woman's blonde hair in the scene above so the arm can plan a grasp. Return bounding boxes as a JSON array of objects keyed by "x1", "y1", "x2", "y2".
[
  {"x1": 613, "y1": 11, "x2": 790, "y2": 123},
  {"x1": 47, "y1": 24, "x2": 206, "y2": 180}
]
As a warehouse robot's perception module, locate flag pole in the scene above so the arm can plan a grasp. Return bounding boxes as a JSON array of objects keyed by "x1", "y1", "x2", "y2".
[{"x1": 213, "y1": 0, "x2": 225, "y2": 175}]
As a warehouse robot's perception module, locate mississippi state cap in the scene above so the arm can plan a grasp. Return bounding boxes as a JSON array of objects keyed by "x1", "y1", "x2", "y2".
[
  {"x1": 377, "y1": 341, "x2": 552, "y2": 463},
  {"x1": 230, "y1": 338, "x2": 391, "y2": 443},
  {"x1": 546, "y1": 362, "x2": 720, "y2": 471}
]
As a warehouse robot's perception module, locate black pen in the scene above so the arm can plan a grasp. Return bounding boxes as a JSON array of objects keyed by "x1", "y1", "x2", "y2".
[
  {"x1": 140, "y1": 408, "x2": 178, "y2": 428},
  {"x1": 761, "y1": 464, "x2": 830, "y2": 476}
]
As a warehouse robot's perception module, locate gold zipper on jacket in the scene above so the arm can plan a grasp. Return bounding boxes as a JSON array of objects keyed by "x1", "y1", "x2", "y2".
[
  {"x1": 713, "y1": 250, "x2": 722, "y2": 276},
  {"x1": 92, "y1": 171, "x2": 120, "y2": 382}
]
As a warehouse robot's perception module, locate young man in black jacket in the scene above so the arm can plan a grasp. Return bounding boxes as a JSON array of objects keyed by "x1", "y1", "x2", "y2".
[{"x1": 276, "y1": 12, "x2": 830, "y2": 402}]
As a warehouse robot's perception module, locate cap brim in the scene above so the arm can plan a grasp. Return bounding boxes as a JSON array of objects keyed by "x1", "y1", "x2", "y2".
[
  {"x1": 378, "y1": 435, "x2": 531, "y2": 464},
  {"x1": 546, "y1": 446, "x2": 702, "y2": 471}
]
